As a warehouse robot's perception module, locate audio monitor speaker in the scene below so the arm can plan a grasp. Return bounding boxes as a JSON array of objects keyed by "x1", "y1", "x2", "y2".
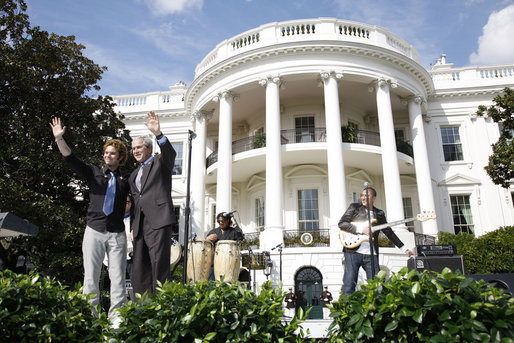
[
  {"x1": 407, "y1": 255, "x2": 465, "y2": 274},
  {"x1": 467, "y1": 273, "x2": 514, "y2": 295}
]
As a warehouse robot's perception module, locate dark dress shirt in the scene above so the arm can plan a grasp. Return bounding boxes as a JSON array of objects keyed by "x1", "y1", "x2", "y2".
[
  {"x1": 64, "y1": 153, "x2": 130, "y2": 232},
  {"x1": 206, "y1": 225, "x2": 244, "y2": 244}
]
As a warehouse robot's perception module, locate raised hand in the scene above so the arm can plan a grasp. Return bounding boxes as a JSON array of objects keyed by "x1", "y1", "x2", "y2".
[
  {"x1": 144, "y1": 111, "x2": 161, "y2": 136},
  {"x1": 50, "y1": 117, "x2": 65, "y2": 139}
]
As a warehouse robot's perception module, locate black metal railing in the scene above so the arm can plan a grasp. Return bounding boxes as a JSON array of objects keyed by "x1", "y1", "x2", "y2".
[
  {"x1": 241, "y1": 232, "x2": 260, "y2": 250},
  {"x1": 206, "y1": 128, "x2": 413, "y2": 168},
  {"x1": 414, "y1": 233, "x2": 436, "y2": 246},
  {"x1": 241, "y1": 229, "x2": 331, "y2": 249},
  {"x1": 283, "y1": 229, "x2": 330, "y2": 248}
]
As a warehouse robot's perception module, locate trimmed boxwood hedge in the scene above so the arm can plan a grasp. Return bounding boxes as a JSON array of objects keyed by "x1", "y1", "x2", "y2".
[
  {"x1": 327, "y1": 268, "x2": 514, "y2": 342},
  {"x1": 438, "y1": 226, "x2": 514, "y2": 274},
  {"x1": 0, "y1": 270, "x2": 106, "y2": 342},
  {"x1": 108, "y1": 280, "x2": 308, "y2": 342}
]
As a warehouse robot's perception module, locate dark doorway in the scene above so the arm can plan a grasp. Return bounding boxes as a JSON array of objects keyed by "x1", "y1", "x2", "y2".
[{"x1": 295, "y1": 267, "x2": 323, "y2": 319}]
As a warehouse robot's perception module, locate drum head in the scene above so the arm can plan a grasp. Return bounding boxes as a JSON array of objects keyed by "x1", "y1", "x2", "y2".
[{"x1": 170, "y1": 242, "x2": 182, "y2": 266}]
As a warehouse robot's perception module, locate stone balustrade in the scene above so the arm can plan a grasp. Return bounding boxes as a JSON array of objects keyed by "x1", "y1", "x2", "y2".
[
  {"x1": 195, "y1": 18, "x2": 420, "y2": 77},
  {"x1": 430, "y1": 65, "x2": 514, "y2": 88}
]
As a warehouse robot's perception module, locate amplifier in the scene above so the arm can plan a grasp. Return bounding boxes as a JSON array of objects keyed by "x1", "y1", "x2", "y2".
[
  {"x1": 407, "y1": 255, "x2": 465, "y2": 274},
  {"x1": 417, "y1": 244, "x2": 457, "y2": 256}
]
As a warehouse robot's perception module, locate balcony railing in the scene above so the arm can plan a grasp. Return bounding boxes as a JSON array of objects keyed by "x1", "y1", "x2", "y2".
[
  {"x1": 242, "y1": 229, "x2": 331, "y2": 250},
  {"x1": 206, "y1": 128, "x2": 413, "y2": 167},
  {"x1": 284, "y1": 229, "x2": 330, "y2": 248}
]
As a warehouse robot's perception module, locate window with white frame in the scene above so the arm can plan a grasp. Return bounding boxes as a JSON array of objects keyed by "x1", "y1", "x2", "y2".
[
  {"x1": 402, "y1": 197, "x2": 415, "y2": 231},
  {"x1": 171, "y1": 142, "x2": 183, "y2": 175},
  {"x1": 450, "y1": 195, "x2": 474, "y2": 235},
  {"x1": 297, "y1": 189, "x2": 319, "y2": 232},
  {"x1": 255, "y1": 196, "x2": 265, "y2": 230},
  {"x1": 441, "y1": 126, "x2": 463, "y2": 161},
  {"x1": 295, "y1": 116, "x2": 315, "y2": 143}
]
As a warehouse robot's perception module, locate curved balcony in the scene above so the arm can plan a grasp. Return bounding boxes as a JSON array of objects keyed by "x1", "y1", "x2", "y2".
[
  {"x1": 206, "y1": 128, "x2": 413, "y2": 168},
  {"x1": 195, "y1": 18, "x2": 420, "y2": 78}
]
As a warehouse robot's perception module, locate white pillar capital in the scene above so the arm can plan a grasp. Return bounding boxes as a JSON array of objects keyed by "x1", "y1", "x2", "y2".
[
  {"x1": 319, "y1": 71, "x2": 344, "y2": 83},
  {"x1": 212, "y1": 91, "x2": 239, "y2": 103},
  {"x1": 259, "y1": 75, "x2": 283, "y2": 87},
  {"x1": 191, "y1": 109, "x2": 214, "y2": 122},
  {"x1": 400, "y1": 95, "x2": 425, "y2": 108},
  {"x1": 370, "y1": 78, "x2": 397, "y2": 92}
]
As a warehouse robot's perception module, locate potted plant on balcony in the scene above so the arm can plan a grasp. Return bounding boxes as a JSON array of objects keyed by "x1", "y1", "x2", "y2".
[
  {"x1": 341, "y1": 125, "x2": 357, "y2": 143},
  {"x1": 252, "y1": 132, "x2": 266, "y2": 148}
]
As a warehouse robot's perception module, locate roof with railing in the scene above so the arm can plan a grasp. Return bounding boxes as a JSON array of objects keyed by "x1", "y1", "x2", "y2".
[{"x1": 194, "y1": 18, "x2": 421, "y2": 78}]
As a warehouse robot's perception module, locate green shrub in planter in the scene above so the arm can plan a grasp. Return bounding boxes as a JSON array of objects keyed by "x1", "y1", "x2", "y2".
[
  {"x1": 0, "y1": 270, "x2": 106, "y2": 342},
  {"x1": 438, "y1": 226, "x2": 514, "y2": 274},
  {"x1": 108, "y1": 280, "x2": 307, "y2": 342},
  {"x1": 327, "y1": 268, "x2": 514, "y2": 342}
]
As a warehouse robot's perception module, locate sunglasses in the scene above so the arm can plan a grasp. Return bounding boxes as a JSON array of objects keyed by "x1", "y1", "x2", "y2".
[{"x1": 217, "y1": 219, "x2": 228, "y2": 224}]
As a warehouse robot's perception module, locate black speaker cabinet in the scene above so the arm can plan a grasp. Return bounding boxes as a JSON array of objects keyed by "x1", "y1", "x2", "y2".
[
  {"x1": 407, "y1": 255, "x2": 465, "y2": 274},
  {"x1": 467, "y1": 274, "x2": 514, "y2": 295}
]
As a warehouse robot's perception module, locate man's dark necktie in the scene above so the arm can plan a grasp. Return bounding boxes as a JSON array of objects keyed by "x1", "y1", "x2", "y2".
[{"x1": 103, "y1": 171, "x2": 116, "y2": 216}]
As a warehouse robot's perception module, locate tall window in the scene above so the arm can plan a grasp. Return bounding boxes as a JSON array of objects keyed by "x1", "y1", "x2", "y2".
[
  {"x1": 295, "y1": 116, "x2": 315, "y2": 143},
  {"x1": 171, "y1": 142, "x2": 183, "y2": 175},
  {"x1": 402, "y1": 197, "x2": 415, "y2": 231},
  {"x1": 450, "y1": 195, "x2": 474, "y2": 235},
  {"x1": 255, "y1": 197, "x2": 265, "y2": 230},
  {"x1": 298, "y1": 189, "x2": 319, "y2": 232},
  {"x1": 441, "y1": 126, "x2": 463, "y2": 161}
]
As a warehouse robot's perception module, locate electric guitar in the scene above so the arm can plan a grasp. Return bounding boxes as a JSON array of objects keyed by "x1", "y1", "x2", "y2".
[{"x1": 339, "y1": 212, "x2": 436, "y2": 248}]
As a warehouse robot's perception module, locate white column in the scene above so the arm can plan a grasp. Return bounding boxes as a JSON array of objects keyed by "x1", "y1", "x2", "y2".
[
  {"x1": 373, "y1": 79, "x2": 405, "y2": 223},
  {"x1": 214, "y1": 91, "x2": 235, "y2": 213},
  {"x1": 259, "y1": 76, "x2": 284, "y2": 251},
  {"x1": 407, "y1": 96, "x2": 438, "y2": 235},
  {"x1": 190, "y1": 110, "x2": 211, "y2": 239},
  {"x1": 320, "y1": 71, "x2": 347, "y2": 248}
]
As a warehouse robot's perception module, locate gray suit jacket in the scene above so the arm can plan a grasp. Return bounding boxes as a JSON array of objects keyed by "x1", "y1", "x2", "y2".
[{"x1": 129, "y1": 138, "x2": 176, "y2": 238}]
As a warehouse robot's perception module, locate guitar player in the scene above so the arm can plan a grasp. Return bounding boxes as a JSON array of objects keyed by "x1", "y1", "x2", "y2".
[{"x1": 338, "y1": 186, "x2": 414, "y2": 295}]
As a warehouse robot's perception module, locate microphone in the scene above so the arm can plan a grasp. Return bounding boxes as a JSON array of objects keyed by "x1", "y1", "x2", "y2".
[
  {"x1": 224, "y1": 211, "x2": 236, "y2": 218},
  {"x1": 271, "y1": 243, "x2": 283, "y2": 251},
  {"x1": 188, "y1": 130, "x2": 197, "y2": 139},
  {"x1": 364, "y1": 182, "x2": 369, "y2": 188}
]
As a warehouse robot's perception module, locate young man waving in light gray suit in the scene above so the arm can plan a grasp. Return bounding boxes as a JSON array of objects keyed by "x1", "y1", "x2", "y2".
[{"x1": 130, "y1": 111, "x2": 177, "y2": 295}]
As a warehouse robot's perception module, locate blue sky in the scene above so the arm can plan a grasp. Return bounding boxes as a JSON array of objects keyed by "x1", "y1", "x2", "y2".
[{"x1": 25, "y1": 0, "x2": 514, "y2": 97}]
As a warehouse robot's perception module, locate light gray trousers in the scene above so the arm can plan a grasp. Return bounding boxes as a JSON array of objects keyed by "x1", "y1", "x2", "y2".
[{"x1": 82, "y1": 226, "x2": 127, "y2": 319}]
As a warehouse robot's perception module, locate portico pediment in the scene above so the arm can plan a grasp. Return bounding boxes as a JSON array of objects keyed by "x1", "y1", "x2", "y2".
[{"x1": 438, "y1": 173, "x2": 481, "y2": 186}]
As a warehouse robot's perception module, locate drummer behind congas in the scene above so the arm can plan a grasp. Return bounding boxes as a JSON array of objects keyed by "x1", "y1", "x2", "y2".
[
  {"x1": 206, "y1": 212, "x2": 244, "y2": 243},
  {"x1": 206, "y1": 212, "x2": 244, "y2": 280}
]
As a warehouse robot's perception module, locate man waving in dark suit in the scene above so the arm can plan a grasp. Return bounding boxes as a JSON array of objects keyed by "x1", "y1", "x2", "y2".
[{"x1": 130, "y1": 111, "x2": 176, "y2": 295}]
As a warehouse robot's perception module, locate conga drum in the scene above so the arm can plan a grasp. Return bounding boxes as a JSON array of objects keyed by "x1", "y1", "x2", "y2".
[
  {"x1": 170, "y1": 240, "x2": 182, "y2": 267},
  {"x1": 214, "y1": 240, "x2": 241, "y2": 282},
  {"x1": 186, "y1": 240, "x2": 213, "y2": 282}
]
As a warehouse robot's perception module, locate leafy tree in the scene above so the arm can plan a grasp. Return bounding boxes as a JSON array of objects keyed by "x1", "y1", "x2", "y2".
[
  {"x1": 0, "y1": 0, "x2": 134, "y2": 284},
  {"x1": 476, "y1": 87, "x2": 514, "y2": 188}
]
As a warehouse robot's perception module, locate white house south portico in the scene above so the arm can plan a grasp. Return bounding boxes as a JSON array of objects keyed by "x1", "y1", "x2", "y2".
[{"x1": 115, "y1": 18, "x2": 514, "y2": 309}]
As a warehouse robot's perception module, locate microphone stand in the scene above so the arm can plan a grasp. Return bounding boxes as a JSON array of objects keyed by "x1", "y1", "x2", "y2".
[
  {"x1": 365, "y1": 183, "x2": 376, "y2": 279},
  {"x1": 246, "y1": 240, "x2": 253, "y2": 291},
  {"x1": 182, "y1": 130, "x2": 196, "y2": 284}
]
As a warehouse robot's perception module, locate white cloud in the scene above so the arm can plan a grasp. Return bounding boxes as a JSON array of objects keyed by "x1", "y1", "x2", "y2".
[
  {"x1": 141, "y1": 0, "x2": 203, "y2": 16},
  {"x1": 469, "y1": 4, "x2": 514, "y2": 65}
]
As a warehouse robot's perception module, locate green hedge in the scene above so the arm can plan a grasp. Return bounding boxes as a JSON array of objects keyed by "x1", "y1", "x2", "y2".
[
  {"x1": 0, "y1": 270, "x2": 106, "y2": 342},
  {"x1": 438, "y1": 226, "x2": 514, "y2": 274},
  {"x1": 109, "y1": 280, "x2": 307, "y2": 342},
  {"x1": 327, "y1": 268, "x2": 514, "y2": 342}
]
